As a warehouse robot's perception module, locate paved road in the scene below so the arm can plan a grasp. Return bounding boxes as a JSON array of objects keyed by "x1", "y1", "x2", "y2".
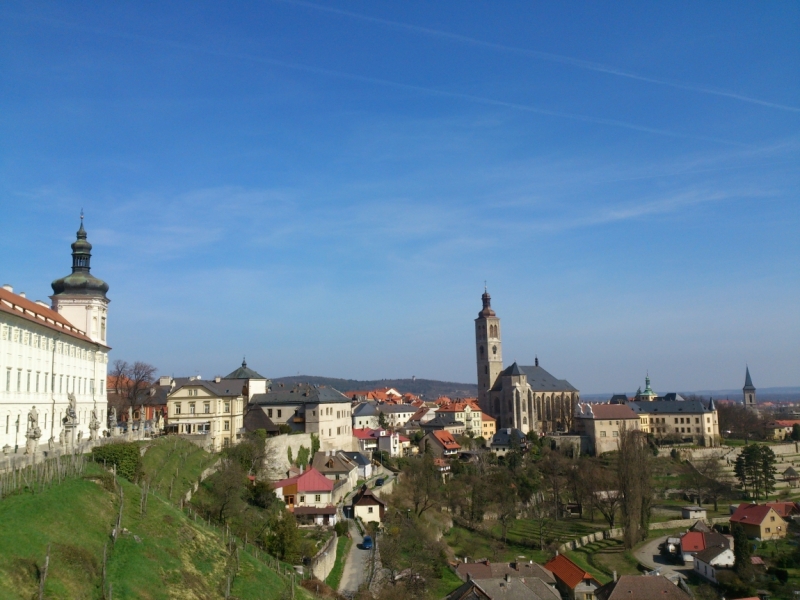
[
  {"x1": 339, "y1": 520, "x2": 372, "y2": 596},
  {"x1": 634, "y1": 535, "x2": 693, "y2": 582}
]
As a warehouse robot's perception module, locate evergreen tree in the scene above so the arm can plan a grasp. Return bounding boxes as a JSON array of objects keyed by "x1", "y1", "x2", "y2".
[
  {"x1": 732, "y1": 523, "x2": 752, "y2": 579},
  {"x1": 792, "y1": 424, "x2": 800, "y2": 442},
  {"x1": 757, "y1": 445, "x2": 777, "y2": 499}
]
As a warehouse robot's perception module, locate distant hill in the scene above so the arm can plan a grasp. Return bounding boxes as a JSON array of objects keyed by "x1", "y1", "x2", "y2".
[
  {"x1": 271, "y1": 375, "x2": 478, "y2": 399},
  {"x1": 582, "y1": 387, "x2": 800, "y2": 403}
]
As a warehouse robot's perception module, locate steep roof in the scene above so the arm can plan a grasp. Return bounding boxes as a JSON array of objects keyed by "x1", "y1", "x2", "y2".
[
  {"x1": 543, "y1": 554, "x2": 595, "y2": 589},
  {"x1": 693, "y1": 545, "x2": 730, "y2": 564},
  {"x1": 273, "y1": 467, "x2": 334, "y2": 493},
  {"x1": 353, "y1": 402, "x2": 380, "y2": 417},
  {"x1": 251, "y1": 383, "x2": 350, "y2": 406},
  {"x1": 595, "y1": 575, "x2": 691, "y2": 600},
  {"x1": 519, "y1": 365, "x2": 578, "y2": 392},
  {"x1": 765, "y1": 501, "x2": 799, "y2": 517},
  {"x1": 377, "y1": 403, "x2": 416, "y2": 414},
  {"x1": 0, "y1": 286, "x2": 104, "y2": 347},
  {"x1": 224, "y1": 359, "x2": 267, "y2": 380},
  {"x1": 242, "y1": 405, "x2": 279, "y2": 433},
  {"x1": 491, "y1": 428, "x2": 527, "y2": 448},
  {"x1": 352, "y1": 484, "x2": 386, "y2": 507},
  {"x1": 431, "y1": 430, "x2": 461, "y2": 450},
  {"x1": 340, "y1": 451, "x2": 371, "y2": 467},
  {"x1": 680, "y1": 532, "x2": 705, "y2": 552},
  {"x1": 312, "y1": 451, "x2": 357, "y2": 475},
  {"x1": 731, "y1": 503, "x2": 783, "y2": 526},
  {"x1": 744, "y1": 366, "x2": 755, "y2": 389}
]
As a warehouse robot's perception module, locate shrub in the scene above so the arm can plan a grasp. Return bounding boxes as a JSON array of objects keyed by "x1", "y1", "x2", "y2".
[
  {"x1": 769, "y1": 567, "x2": 789, "y2": 584},
  {"x1": 334, "y1": 521, "x2": 349, "y2": 537},
  {"x1": 92, "y1": 443, "x2": 142, "y2": 482}
]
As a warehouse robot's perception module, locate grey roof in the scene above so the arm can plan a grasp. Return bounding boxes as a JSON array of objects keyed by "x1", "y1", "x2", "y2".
[
  {"x1": 784, "y1": 466, "x2": 799, "y2": 477},
  {"x1": 312, "y1": 451, "x2": 357, "y2": 475},
  {"x1": 377, "y1": 403, "x2": 417, "y2": 414},
  {"x1": 225, "y1": 359, "x2": 267, "y2": 380},
  {"x1": 744, "y1": 366, "x2": 755, "y2": 389},
  {"x1": 171, "y1": 377, "x2": 247, "y2": 397},
  {"x1": 491, "y1": 428, "x2": 527, "y2": 448},
  {"x1": 660, "y1": 393, "x2": 686, "y2": 402},
  {"x1": 626, "y1": 399, "x2": 715, "y2": 415},
  {"x1": 448, "y1": 578, "x2": 544, "y2": 600},
  {"x1": 422, "y1": 414, "x2": 464, "y2": 429},
  {"x1": 352, "y1": 401, "x2": 379, "y2": 417},
  {"x1": 243, "y1": 405, "x2": 279, "y2": 433},
  {"x1": 493, "y1": 364, "x2": 578, "y2": 393},
  {"x1": 250, "y1": 383, "x2": 350, "y2": 406},
  {"x1": 340, "y1": 451, "x2": 371, "y2": 467},
  {"x1": 609, "y1": 394, "x2": 629, "y2": 404},
  {"x1": 693, "y1": 545, "x2": 729, "y2": 564}
]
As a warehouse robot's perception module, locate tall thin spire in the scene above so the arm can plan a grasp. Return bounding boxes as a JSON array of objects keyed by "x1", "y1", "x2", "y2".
[{"x1": 744, "y1": 366, "x2": 754, "y2": 389}]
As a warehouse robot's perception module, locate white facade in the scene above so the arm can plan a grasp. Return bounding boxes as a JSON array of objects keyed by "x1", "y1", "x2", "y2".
[
  {"x1": 1, "y1": 286, "x2": 109, "y2": 452},
  {"x1": 693, "y1": 548, "x2": 734, "y2": 584}
]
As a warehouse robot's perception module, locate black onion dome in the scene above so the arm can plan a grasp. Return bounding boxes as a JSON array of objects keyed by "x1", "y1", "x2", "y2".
[{"x1": 51, "y1": 218, "x2": 109, "y2": 298}]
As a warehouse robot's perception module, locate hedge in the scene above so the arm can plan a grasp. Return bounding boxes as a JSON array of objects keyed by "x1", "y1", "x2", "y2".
[{"x1": 92, "y1": 443, "x2": 142, "y2": 482}]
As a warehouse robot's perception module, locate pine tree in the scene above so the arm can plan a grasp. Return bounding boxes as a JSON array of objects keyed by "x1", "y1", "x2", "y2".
[{"x1": 732, "y1": 523, "x2": 752, "y2": 579}]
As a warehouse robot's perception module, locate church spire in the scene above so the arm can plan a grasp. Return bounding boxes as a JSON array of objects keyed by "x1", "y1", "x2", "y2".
[
  {"x1": 479, "y1": 287, "x2": 496, "y2": 317},
  {"x1": 51, "y1": 214, "x2": 109, "y2": 299}
]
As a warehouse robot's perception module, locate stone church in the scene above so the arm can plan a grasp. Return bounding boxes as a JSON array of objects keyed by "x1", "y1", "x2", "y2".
[{"x1": 475, "y1": 290, "x2": 580, "y2": 434}]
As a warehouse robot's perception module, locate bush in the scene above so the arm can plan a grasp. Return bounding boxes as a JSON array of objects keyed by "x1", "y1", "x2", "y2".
[
  {"x1": 768, "y1": 567, "x2": 789, "y2": 584},
  {"x1": 92, "y1": 443, "x2": 142, "y2": 482},
  {"x1": 334, "y1": 521, "x2": 349, "y2": 537}
]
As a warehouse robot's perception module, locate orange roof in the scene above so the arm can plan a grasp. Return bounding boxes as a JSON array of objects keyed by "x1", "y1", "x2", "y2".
[
  {"x1": 543, "y1": 554, "x2": 594, "y2": 589},
  {"x1": 0, "y1": 287, "x2": 105, "y2": 347},
  {"x1": 680, "y1": 531, "x2": 705, "y2": 552},
  {"x1": 431, "y1": 430, "x2": 461, "y2": 450},
  {"x1": 771, "y1": 420, "x2": 800, "y2": 428},
  {"x1": 731, "y1": 503, "x2": 780, "y2": 526},
  {"x1": 481, "y1": 412, "x2": 496, "y2": 422}
]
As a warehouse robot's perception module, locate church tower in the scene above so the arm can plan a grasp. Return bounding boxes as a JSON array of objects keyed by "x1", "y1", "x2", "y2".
[
  {"x1": 743, "y1": 366, "x2": 757, "y2": 411},
  {"x1": 475, "y1": 288, "x2": 503, "y2": 412},
  {"x1": 50, "y1": 215, "x2": 110, "y2": 344}
]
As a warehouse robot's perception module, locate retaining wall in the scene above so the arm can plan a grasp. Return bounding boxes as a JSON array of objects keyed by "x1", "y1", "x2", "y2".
[
  {"x1": 264, "y1": 433, "x2": 314, "y2": 478},
  {"x1": 310, "y1": 533, "x2": 338, "y2": 581}
]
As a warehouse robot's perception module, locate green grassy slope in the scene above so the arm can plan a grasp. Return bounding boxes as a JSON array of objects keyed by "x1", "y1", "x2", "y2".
[
  {"x1": 140, "y1": 437, "x2": 217, "y2": 501},
  {"x1": 0, "y1": 461, "x2": 307, "y2": 600}
]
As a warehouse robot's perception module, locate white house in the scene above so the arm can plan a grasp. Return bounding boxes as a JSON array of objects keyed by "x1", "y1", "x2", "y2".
[
  {"x1": 693, "y1": 546, "x2": 734, "y2": 584},
  {"x1": 681, "y1": 506, "x2": 707, "y2": 520}
]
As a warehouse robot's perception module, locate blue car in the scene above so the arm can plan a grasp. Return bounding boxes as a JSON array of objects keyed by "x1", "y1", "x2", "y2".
[{"x1": 362, "y1": 536, "x2": 373, "y2": 550}]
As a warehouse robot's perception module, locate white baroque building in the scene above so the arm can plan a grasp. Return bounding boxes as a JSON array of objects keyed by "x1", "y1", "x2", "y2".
[{"x1": 1, "y1": 217, "x2": 110, "y2": 452}]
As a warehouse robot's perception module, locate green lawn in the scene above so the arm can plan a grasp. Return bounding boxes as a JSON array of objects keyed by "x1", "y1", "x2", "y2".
[
  {"x1": 489, "y1": 515, "x2": 611, "y2": 549},
  {"x1": 566, "y1": 538, "x2": 640, "y2": 584},
  {"x1": 0, "y1": 461, "x2": 302, "y2": 599},
  {"x1": 140, "y1": 436, "x2": 216, "y2": 501},
  {"x1": 444, "y1": 526, "x2": 550, "y2": 564},
  {"x1": 325, "y1": 534, "x2": 351, "y2": 590},
  {"x1": 427, "y1": 567, "x2": 464, "y2": 599}
]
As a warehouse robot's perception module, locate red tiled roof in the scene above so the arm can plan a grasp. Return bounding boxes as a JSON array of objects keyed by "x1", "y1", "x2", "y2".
[
  {"x1": 431, "y1": 430, "x2": 460, "y2": 450},
  {"x1": 770, "y1": 420, "x2": 800, "y2": 428},
  {"x1": 731, "y1": 503, "x2": 780, "y2": 526},
  {"x1": 0, "y1": 287, "x2": 105, "y2": 347},
  {"x1": 481, "y1": 412, "x2": 496, "y2": 422},
  {"x1": 680, "y1": 531, "x2": 705, "y2": 552},
  {"x1": 765, "y1": 501, "x2": 799, "y2": 518},
  {"x1": 353, "y1": 428, "x2": 380, "y2": 440},
  {"x1": 544, "y1": 554, "x2": 594, "y2": 589},
  {"x1": 273, "y1": 467, "x2": 334, "y2": 492}
]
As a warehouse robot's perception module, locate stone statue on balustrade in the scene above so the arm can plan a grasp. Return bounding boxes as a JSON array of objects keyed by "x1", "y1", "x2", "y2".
[
  {"x1": 25, "y1": 405, "x2": 42, "y2": 456},
  {"x1": 89, "y1": 405, "x2": 100, "y2": 441}
]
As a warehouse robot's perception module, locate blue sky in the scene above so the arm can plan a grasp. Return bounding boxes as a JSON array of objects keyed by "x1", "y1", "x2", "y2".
[{"x1": 1, "y1": 1, "x2": 798, "y2": 393}]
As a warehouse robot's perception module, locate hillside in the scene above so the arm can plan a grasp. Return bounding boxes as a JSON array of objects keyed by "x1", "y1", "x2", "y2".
[
  {"x1": 0, "y1": 445, "x2": 309, "y2": 600},
  {"x1": 272, "y1": 375, "x2": 477, "y2": 399}
]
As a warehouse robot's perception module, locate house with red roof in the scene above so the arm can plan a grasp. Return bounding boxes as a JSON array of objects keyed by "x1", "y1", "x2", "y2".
[
  {"x1": 421, "y1": 429, "x2": 461, "y2": 457},
  {"x1": 353, "y1": 427, "x2": 380, "y2": 453},
  {"x1": 767, "y1": 419, "x2": 800, "y2": 440},
  {"x1": 730, "y1": 503, "x2": 787, "y2": 539},
  {"x1": 679, "y1": 530, "x2": 730, "y2": 563},
  {"x1": 543, "y1": 554, "x2": 601, "y2": 600},
  {"x1": 272, "y1": 467, "x2": 338, "y2": 525}
]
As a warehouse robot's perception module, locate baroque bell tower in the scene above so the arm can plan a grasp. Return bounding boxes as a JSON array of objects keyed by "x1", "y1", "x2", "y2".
[{"x1": 475, "y1": 288, "x2": 503, "y2": 412}]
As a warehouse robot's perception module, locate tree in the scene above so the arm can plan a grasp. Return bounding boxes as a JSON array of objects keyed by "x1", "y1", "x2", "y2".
[
  {"x1": 265, "y1": 509, "x2": 302, "y2": 562},
  {"x1": 697, "y1": 456, "x2": 730, "y2": 512},
  {"x1": 732, "y1": 523, "x2": 752, "y2": 580},
  {"x1": 310, "y1": 434, "x2": 320, "y2": 455},
  {"x1": 110, "y1": 360, "x2": 157, "y2": 414},
  {"x1": 295, "y1": 445, "x2": 310, "y2": 467},
  {"x1": 491, "y1": 469, "x2": 518, "y2": 544},
  {"x1": 527, "y1": 493, "x2": 555, "y2": 550},
  {"x1": 593, "y1": 467, "x2": 622, "y2": 528},
  {"x1": 617, "y1": 426, "x2": 653, "y2": 548},
  {"x1": 792, "y1": 424, "x2": 800, "y2": 442},
  {"x1": 405, "y1": 453, "x2": 442, "y2": 517},
  {"x1": 539, "y1": 450, "x2": 566, "y2": 521},
  {"x1": 735, "y1": 445, "x2": 777, "y2": 500},
  {"x1": 380, "y1": 514, "x2": 446, "y2": 596},
  {"x1": 203, "y1": 457, "x2": 248, "y2": 523}
]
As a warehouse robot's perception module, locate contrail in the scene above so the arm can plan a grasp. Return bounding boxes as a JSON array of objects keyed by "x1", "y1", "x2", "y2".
[
  {"x1": 275, "y1": 0, "x2": 800, "y2": 113},
  {"x1": 0, "y1": 10, "x2": 748, "y2": 144}
]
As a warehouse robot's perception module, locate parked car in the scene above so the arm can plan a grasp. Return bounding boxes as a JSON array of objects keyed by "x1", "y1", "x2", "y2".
[
  {"x1": 362, "y1": 536, "x2": 373, "y2": 550},
  {"x1": 375, "y1": 478, "x2": 385, "y2": 486}
]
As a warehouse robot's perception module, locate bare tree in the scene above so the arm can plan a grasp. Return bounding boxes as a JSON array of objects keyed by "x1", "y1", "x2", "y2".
[
  {"x1": 527, "y1": 493, "x2": 555, "y2": 550},
  {"x1": 405, "y1": 453, "x2": 442, "y2": 517},
  {"x1": 593, "y1": 467, "x2": 622, "y2": 528},
  {"x1": 617, "y1": 425, "x2": 653, "y2": 548},
  {"x1": 110, "y1": 360, "x2": 158, "y2": 414}
]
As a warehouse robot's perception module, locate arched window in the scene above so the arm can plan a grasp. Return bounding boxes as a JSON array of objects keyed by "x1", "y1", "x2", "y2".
[
  {"x1": 492, "y1": 345, "x2": 497, "y2": 355},
  {"x1": 479, "y1": 346, "x2": 484, "y2": 356},
  {"x1": 523, "y1": 416, "x2": 527, "y2": 424}
]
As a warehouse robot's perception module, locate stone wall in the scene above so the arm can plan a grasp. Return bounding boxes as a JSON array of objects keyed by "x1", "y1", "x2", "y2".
[
  {"x1": 648, "y1": 516, "x2": 730, "y2": 531},
  {"x1": 264, "y1": 433, "x2": 314, "y2": 478},
  {"x1": 310, "y1": 533, "x2": 338, "y2": 581},
  {"x1": 183, "y1": 462, "x2": 221, "y2": 503},
  {"x1": 557, "y1": 528, "x2": 624, "y2": 554}
]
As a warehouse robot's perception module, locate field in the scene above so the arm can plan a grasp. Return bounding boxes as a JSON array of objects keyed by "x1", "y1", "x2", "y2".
[{"x1": 0, "y1": 446, "x2": 308, "y2": 599}]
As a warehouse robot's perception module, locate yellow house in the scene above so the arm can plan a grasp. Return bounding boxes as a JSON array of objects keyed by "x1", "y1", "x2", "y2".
[{"x1": 730, "y1": 504, "x2": 787, "y2": 540}]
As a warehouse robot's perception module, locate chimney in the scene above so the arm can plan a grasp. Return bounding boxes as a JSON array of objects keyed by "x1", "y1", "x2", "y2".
[
  {"x1": 215, "y1": 376, "x2": 221, "y2": 383},
  {"x1": 18, "y1": 292, "x2": 25, "y2": 298},
  {"x1": 504, "y1": 573, "x2": 511, "y2": 583},
  {"x1": 1, "y1": 284, "x2": 11, "y2": 292}
]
